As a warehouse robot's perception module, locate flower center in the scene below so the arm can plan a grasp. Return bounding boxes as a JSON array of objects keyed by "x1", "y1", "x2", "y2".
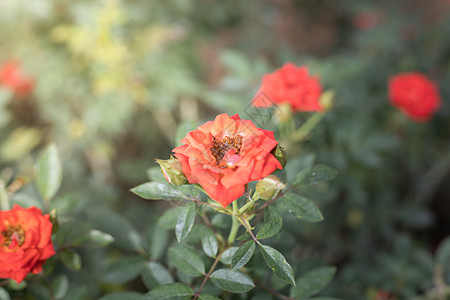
[
  {"x1": 2, "y1": 224, "x2": 26, "y2": 248},
  {"x1": 210, "y1": 135, "x2": 243, "y2": 166}
]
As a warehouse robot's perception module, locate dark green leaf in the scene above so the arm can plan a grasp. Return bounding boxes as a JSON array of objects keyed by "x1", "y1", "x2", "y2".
[
  {"x1": 259, "y1": 244, "x2": 295, "y2": 286},
  {"x1": 175, "y1": 202, "x2": 196, "y2": 242},
  {"x1": 158, "y1": 207, "x2": 184, "y2": 229},
  {"x1": 168, "y1": 246, "x2": 205, "y2": 276},
  {"x1": 290, "y1": 266, "x2": 336, "y2": 298},
  {"x1": 88, "y1": 229, "x2": 115, "y2": 247},
  {"x1": 99, "y1": 292, "x2": 145, "y2": 300},
  {"x1": 201, "y1": 228, "x2": 218, "y2": 258},
  {"x1": 220, "y1": 247, "x2": 238, "y2": 265},
  {"x1": 60, "y1": 249, "x2": 81, "y2": 271},
  {"x1": 294, "y1": 164, "x2": 337, "y2": 186},
  {"x1": 141, "y1": 262, "x2": 174, "y2": 289},
  {"x1": 436, "y1": 235, "x2": 450, "y2": 266},
  {"x1": 256, "y1": 218, "x2": 283, "y2": 239},
  {"x1": 145, "y1": 283, "x2": 193, "y2": 300},
  {"x1": 210, "y1": 269, "x2": 255, "y2": 293},
  {"x1": 51, "y1": 274, "x2": 69, "y2": 299},
  {"x1": 86, "y1": 207, "x2": 143, "y2": 252},
  {"x1": 147, "y1": 225, "x2": 168, "y2": 260},
  {"x1": 309, "y1": 298, "x2": 342, "y2": 300},
  {"x1": 231, "y1": 240, "x2": 256, "y2": 270},
  {"x1": 283, "y1": 193, "x2": 323, "y2": 222},
  {"x1": 29, "y1": 284, "x2": 51, "y2": 300},
  {"x1": 102, "y1": 256, "x2": 147, "y2": 284},
  {"x1": 64, "y1": 285, "x2": 88, "y2": 300},
  {"x1": 237, "y1": 232, "x2": 251, "y2": 241},
  {"x1": 36, "y1": 144, "x2": 62, "y2": 201},
  {"x1": 198, "y1": 294, "x2": 221, "y2": 300},
  {"x1": 131, "y1": 182, "x2": 194, "y2": 201}
]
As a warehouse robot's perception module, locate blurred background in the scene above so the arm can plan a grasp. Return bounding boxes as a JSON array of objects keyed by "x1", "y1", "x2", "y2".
[{"x1": 0, "y1": 0, "x2": 449, "y2": 299}]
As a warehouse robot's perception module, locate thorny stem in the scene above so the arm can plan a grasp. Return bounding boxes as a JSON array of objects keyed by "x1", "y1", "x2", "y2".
[
  {"x1": 238, "y1": 194, "x2": 259, "y2": 214},
  {"x1": 0, "y1": 181, "x2": 10, "y2": 211},
  {"x1": 227, "y1": 201, "x2": 240, "y2": 245},
  {"x1": 291, "y1": 112, "x2": 324, "y2": 142},
  {"x1": 193, "y1": 250, "x2": 224, "y2": 300}
]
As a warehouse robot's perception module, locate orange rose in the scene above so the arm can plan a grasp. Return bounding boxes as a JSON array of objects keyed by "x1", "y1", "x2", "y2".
[
  {"x1": 253, "y1": 63, "x2": 323, "y2": 112},
  {"x1": 0, "y1": 205, "x2": 55, "y2": 283},
  {"x1": 173, "y1": 113, "x2": 282, "y2": 208},
  {"x1": 0, "y1": 60, "x2": 35, "y2": 98}
]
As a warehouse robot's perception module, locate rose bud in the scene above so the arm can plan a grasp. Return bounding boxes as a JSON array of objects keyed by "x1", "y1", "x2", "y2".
[
  {"x1": 155, "y1": 156, "x2": 187, "y2": 186},
  {"x1": 255, "y1": 175, "x2": 286, "y2": 200}
]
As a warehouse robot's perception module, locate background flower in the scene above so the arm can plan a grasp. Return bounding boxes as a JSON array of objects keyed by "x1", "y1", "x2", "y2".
[
  {"x1": 388, "y1": 72, "x2": 441, "y2": 121},
  {"x1": 0, "y1": 60, "x2": 35, "y2": 97},
  {"x1": 173, "y1": 113, "x2": 282, "y2": 207},
  {"x1": 0, "y1": 205, "x2": 55, "y2": 283},
  {"x1": 252, "y1": 62, "x2": 323, "y2": 112}
]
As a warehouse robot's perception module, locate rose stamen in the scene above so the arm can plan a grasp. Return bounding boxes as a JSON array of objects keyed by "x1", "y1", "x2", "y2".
[
  {"x1": 2, "y1": 224, "x2": 26, "y2": 247},
  {"x1": 210, "y1": 135, "x2": 243, "y2": 166}
]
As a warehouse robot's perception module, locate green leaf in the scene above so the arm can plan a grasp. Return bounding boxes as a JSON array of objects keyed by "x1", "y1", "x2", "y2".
[
  {"x1": 237, "y1": 232, "x2": 251, "y2": 241},
  {"x1": 131, "y1": 182, "x2": 195, "y2": 201},
  {"x1": 102, "y1": 256, "x2": 147, "y2": 284},
  {"x1": 88, "y1": 229, "x2": 115, "y2": 247},
  {"x1": 51, "y1": 274, "x2": 69, "y2": 299},
  {"x1": 220, "y1": 247, "x2": 238, "y2": 265},
  {"x1": 290, "y1": 266, "x2": 336, "y2": 298},
  {"x1": 64, "y1": 285, "x2": 88, "y2": 300},
  {"x1": 29, "y1": 284, "x2": 51, "y2": 300},
  {"x1": 0, "y1": 287, "x2": 11, "y2": 300},
  {"x1": 283, "y1": 193, "x2": 324, "y2": 222},
  {"x1": 168, "y1": 246, "x2": 205, "y2": 276},
  {"x1": 256, "y1": 218, "x2": 283, "y2": 239},
  {"x1": 86, "y1": 207, "x2": 143, "y2": 252},
  {"x1": 175, "y1": 202, "x2": 196, "y2": 242},
  {"x1": 158, "y1": 207, "x2": 184, "y2": 230},
  {"x1": 60, "y1": 249, "x2": 81, "y2": 271},
  {"x1": 231, "y1": 240, "x2": 256, "y2": 270},
  {"x1": 145, "y1": 283, "x2": 193, "y2": 300},
  {"x1": 259, "y1": 244, "x2": 295, "y2": 286},
  {"x1": 294, "y1": 164, "x2": 337, "y2": 186},
  {"x1": 141, "y1": 262, "x2": 174, "y2": 289},
  {"x1": 436, "y1": 235, "x2": 450, "y2": 266},
  {"x1": 201, "y1": 228, "x2": 218, "y2": 258},
  {"x1": 198, "y1": 294, "x2": 221, "y2": 300},
  {"x1": 36, "y1": 144, "x2": 62, "y2": 201},
  {"x1": 309, "y1": 298, "x2": 342, "y2": 300},
  {"x1": 147, "y1": 225, "x2": 169, "y2": 260},
  {"x1": 210, "y1": 269, "x2": 255, "y2": 293},
  {"x1": 99, "y1": 292, "x2": 145, "y2": 300}
]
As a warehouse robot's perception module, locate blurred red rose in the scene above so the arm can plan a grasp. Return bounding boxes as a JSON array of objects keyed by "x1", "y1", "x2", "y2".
[
  {"x1": 353, "y1": 10, "x2": 380, "y2": 31},
  {"x1": 253, "y1": 63, "x2": 323, "y2": 112},
  {"x1": 0, "y1": 205, "x2": 55, "y2": 283},
  {"x1": 388, "y1": 72, "x2": 441, "y2": 122},
  {"x1": 173, "y1": 113, "x2": 282, "y2": 208},
  {"x1": 0, "y1": 60, "x2": 35, "y2": 97}
]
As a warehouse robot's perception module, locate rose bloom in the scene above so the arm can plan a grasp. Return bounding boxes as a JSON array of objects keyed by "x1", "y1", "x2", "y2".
[
  {"x1": 0, "y1": 205, "x2": 55, "y2": 283},
  {"x1": 252, "y1": 63, "x2": 323, "y2": 112},
  {"x1": 0, "y1": 60, "x2": 35, "y2": 97},
  {"x1": 388, "y1": 72, "x2": 441, "y2": 122},
  {"x1": 173, "y1": 113, "x2": 282, "y2": 208}
]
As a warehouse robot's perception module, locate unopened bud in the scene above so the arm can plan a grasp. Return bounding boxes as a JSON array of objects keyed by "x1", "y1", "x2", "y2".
[
  {"x1": 271, "y1": 144, "x2": 287, "y2": 168},
  {"x1": 319, "y1": 90, "x2": 335, "y2": 111},
  {"x1": 155, "y1": 156, "x2": 187, "y2": 186},
  {"x1": 274, "y1": 103, "x2": 292, "y2": 123},
  {"x1": 255, "y1": 175, "x2": 286, "y2": 200}
]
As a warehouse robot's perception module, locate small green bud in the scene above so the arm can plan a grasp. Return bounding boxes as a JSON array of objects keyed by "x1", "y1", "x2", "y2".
[
  {"x1": 255, "y1": 175, "x2": 286, "y2": 200},
  {"x1": 319, "y1": 90, "x2": 335, "y2": 111},
  {"x1": 271, "y1": 144, "x2": 287, "y2": 168},
  {"x1": 155, "y1": 156, "x2": 187, "y2": 186}
]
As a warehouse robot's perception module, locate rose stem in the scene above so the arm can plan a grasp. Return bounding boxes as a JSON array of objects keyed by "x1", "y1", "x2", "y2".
[
  {"x1": 291, "y1": 112, "x2": 324, "y2": 142},
  {"x1": 227, "y1": 200, "x2": 240, "y2": 245}
]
